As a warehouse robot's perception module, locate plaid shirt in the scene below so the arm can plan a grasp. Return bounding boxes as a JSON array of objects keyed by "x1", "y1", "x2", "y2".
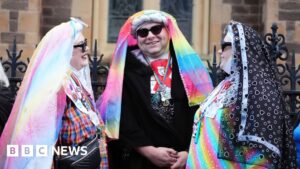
[
  {"x1": 57, "y1": 74, "x2": 109, "y2": 168},
  {"x1": 58, "y1": 96, "x2": 97, "y2": 146},
  {"x1": 58, "y1": 73, "x2": 98, "y2": 146}
]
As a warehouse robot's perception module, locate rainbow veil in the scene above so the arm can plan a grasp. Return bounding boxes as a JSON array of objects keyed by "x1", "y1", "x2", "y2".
[
  {"x1": 0, "y1": 19, "x2": 85, "y2": 169},
  {"x1": 98, "y1": 10, "x2": 213, "y2": 139}
]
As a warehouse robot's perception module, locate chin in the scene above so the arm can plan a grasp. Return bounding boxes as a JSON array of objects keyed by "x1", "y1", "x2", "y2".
[
  {"x1": 149, "y1": 50, "x2": 163, "y2": 57},
  {"x1": 219, "y1": 65, "x2": 224, "y2": 71},
  {"x1": 81, "y1": 64, "x2": 88, "y2": 68},
  {"x1": 82, "y1": 60, "x2": 89, "y2": 66}
]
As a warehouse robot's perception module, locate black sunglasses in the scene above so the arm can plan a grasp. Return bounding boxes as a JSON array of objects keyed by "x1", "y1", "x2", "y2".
[
  {"x1": 221, "y1": 42, "x2": 232, "y2": 51},
  {"x1": 136, "y1": 25, "x2": 164, "y2": 38},
  {"x1": 73, "y1": 39, "x2": 87, "y2": 52}
]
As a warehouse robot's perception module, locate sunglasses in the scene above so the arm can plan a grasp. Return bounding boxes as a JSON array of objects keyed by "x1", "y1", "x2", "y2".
[
  {"x1": 221, "y1": 42, "x2": 232, "y2": 51},
  {"x1": 73, "y1": 39, "x2": 87, "y2": 52},
  {"x1": 136, "y1": 25, "x2": 164, "y2": 38}
]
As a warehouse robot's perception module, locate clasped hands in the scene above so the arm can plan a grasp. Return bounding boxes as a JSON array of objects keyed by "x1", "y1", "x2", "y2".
[{"x1": 136, "y1": 146, "x2": 188, "y2": 169}]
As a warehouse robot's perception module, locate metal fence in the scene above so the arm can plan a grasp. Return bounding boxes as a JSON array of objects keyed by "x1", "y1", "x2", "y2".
[
  {"x1": 265, "y1": 24, "x2": 300, "y2": 126},
  {"x1": 1, "y1": 23, "x2": 300, "y2": 125}
]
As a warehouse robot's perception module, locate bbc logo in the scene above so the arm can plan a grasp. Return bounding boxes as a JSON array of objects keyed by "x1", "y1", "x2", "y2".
[
  {"x1": 7, "y1": 145, "x2": 48, "y2": 157},
  {"x1": 7, "y1": 145, "x2": 87, "y2": 157}
]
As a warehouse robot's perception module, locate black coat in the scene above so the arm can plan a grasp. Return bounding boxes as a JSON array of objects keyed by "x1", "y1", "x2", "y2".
[
  {"x1": 0, "y1": 87, "x2": 13, "y2": 136},
  {"x1": 108, "y1": 47, "x2": 198, "y2": 169}
]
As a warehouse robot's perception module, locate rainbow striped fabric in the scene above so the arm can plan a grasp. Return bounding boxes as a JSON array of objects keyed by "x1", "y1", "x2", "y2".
[
  {"x1": 97, "y1": 10, "x2": 213, "y2": 139},
  {"x1": 186, "y1": 108, "x2": 273, "y2": 169},
  {"x1": 0, "y1": 20, "x2": 83, "y2": 169}
]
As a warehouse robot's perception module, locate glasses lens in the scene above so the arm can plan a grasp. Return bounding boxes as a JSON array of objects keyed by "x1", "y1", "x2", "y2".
[
  {"x1": 73, "y1": 39, "x2": 87, "y2": 52},
  {"x1": 150, "y1": 25, "x2": 163, "y2": 35},
  {"x1": 221, "y1": 42, "x2": 231, "y2": 51},
  {"x1": 82, "y1": 39, "x2": 87, "y2": 52},
  {"x1": 136, "y1": 25, "x2": 164, "y2": 38},
  {"x1": 137, "y1": 29, "x2": 149, "y2": 38}
]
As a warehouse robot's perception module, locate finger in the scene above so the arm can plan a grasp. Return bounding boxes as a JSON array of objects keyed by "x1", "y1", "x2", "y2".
[
  {"x1": 169, "y1": 153, "x2": 179, "y2": 160},
  {"x1": 167, "y1": 151, "x2": 179, "y2": 159},
  {"x1": 160, "y1": 154, "x2": 176, "y2": 165},
  {"x1": 170, "y1": 162, "x2": 179, "y2": 169},
  {"x1": 166, "y1": 148, "x2": 178, "y2": 155},
  {"x1": 169, "y1": 156, "x2": 177, "y2": 163}
]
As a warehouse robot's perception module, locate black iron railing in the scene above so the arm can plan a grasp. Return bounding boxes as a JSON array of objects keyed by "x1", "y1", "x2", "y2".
[
  {"x1": 265, "y1": 24, "x2": 300, "y2": 126},
  {"x1": 89, "y1": 39, "x2": 109, "y2": 97},
  {"x1": 0, "y1": 38, "x2": 29, "y2": 99}
]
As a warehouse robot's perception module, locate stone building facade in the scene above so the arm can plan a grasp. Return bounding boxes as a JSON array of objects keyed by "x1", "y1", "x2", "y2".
[{"x1": 0, "y1": 0, "x2": 299, "y2": 64}]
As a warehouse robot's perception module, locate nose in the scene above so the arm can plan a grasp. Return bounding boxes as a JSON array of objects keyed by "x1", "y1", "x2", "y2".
[
  {"x1": 218, "y1": 49, "x2": 222, "y2": 56},
  {"x1": 218, "y1": 49, "x2": 225, "y2": 59},
  {"x1": 146, "y1": 31, "x2": 155, "y2": 39}
]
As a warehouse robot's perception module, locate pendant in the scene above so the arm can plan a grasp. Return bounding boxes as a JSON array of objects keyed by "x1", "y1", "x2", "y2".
[
  {"x1": 82, "y1": 98, "x2": 91, "y2": 110},
  {"x1": 75, "y1": 86, "x2": 81, "y2": 92},
  {"x1": 160, "y1": 85, "x2": 171, "y2": 101},
  {"x1": 152, "y1": 92, "x2": 161, "y2": 104},
  {"x1": 72, "y1": 93, "x2": 78, "y2": 101},
  {"x1": 162, "y1": 99, "x2": 170, "y2": 107}
]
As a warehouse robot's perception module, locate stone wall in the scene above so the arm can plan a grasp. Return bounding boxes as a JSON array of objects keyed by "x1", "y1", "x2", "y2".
[
  {"x1": 1, "y1": 0, "x2": 28, "y2": 45},
  {"x1": 223, "y1": 0, "x2": 264, "y2": 33},
  {"x1": 263, "y1": 0, "x2": 300, "y2": 62},
  {"x1": 41, "y1": 0, "x2": 72, "y2": 36},
  {"x1": 209, "y1": 0, "x2": 265, "y2": 63},
  {"x1": 0, "y1": 0, "x2": 40, "y2": 59},
  {"x1": 0, "y1": 0, "x2": 73, "y2": 60},
  {"x1": 278, "y1": 0, "x2": 300, "y2": 53}
]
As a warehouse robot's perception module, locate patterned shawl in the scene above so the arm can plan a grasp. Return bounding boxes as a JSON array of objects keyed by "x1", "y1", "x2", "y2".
[
  {"x1": 217, "y1": 21, "x2": 297, "y2": 168},
  {"x1": 0, "y1": 19, "x2": 86, "y2": 169},
  {"x1": 97, "y1": 10, "x2": 213, "y2": 139}
]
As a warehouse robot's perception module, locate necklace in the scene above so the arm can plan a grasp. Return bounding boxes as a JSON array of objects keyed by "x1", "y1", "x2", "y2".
[
  {"x1": 144, "y1": 53, "x2": 172, "y2": 106},
  {"x1": 70, "y1": 74, "x2": 92, "y2": 111}
]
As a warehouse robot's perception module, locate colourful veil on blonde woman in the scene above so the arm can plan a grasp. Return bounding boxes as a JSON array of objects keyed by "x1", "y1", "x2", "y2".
[{"x1": 0, "y1": 18, "x2": 87, "y2": 169}]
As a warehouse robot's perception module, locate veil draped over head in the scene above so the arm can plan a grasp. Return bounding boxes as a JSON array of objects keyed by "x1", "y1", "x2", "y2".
[
  {"x1": 216, "y1": 21, "x2": 297, "y2": 168},
  {"x1": 97, "y1": 10, "x2": 213, "y2": 139},
  {"x1": 0, "y1": 18, "x2": 86, "y2": 169}
]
